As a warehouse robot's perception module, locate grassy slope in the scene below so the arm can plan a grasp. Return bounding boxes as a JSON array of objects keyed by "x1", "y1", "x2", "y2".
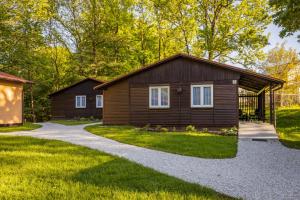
[
  {"x1": 51, "y1": 119, "x2": 99, "y2": 126},
  {"x1": 85, "y1": 125, "x2": 237, "y2": 158},
  {"x1": 276, "y1": 106, "x2": 300, "y2": 149},
  {"x1": 0, "y1": 122, "x2": 41, "y2": 132},
  {"x1": 0, "y1": 136, "x2": 234, "y2": 200}
]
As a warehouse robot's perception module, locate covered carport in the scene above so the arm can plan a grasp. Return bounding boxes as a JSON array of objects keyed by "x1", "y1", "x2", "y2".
[{"x1": 237, "y1": 70, "x2": 284, "y2": 126}]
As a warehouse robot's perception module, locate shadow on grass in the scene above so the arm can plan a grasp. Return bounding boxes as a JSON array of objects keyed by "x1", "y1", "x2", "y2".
[
  {"x1": 279, "y1": 139, "x2": 300, "y2": 150},
  {"x1": 0, "y1": 135, "x2": 234, "y2": 200},
  {"x1": 72, "y1": 159, "x2": 233, "y2": 199}
]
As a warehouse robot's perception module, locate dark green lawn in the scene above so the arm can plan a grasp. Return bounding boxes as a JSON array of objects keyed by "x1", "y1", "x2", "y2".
[
  {"x1": 276, "y1": 106, "x2": 300, "y2": 149},
  {"x1": 0, "y1": 122, "x2": 41, "y2": 132},
  {"x1": 85, "y1": 125, "x2": 237, "y2": 158},
  {"x1": 0, "y1": 136, "x2": 234, "y2": 200},
  {"x1": 51, "y1": 119, "x2": 99, "y2": 126}
]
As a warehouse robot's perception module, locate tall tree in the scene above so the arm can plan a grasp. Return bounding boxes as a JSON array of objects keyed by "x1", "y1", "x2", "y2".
[
  {"x1": 270, "y1": 0, "x2": 300, "y2": 41},
  {"x1": 262, "y1": 43, "x2": 300, "y2": 105},
  {"x1": 194, "y1": 0, "x2": 271, "y2": 67}
]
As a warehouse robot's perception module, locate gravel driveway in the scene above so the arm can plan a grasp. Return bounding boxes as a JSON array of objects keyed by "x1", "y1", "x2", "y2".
[{"x1": 1, "y1": 122, "x2": 300, "y2": 200}]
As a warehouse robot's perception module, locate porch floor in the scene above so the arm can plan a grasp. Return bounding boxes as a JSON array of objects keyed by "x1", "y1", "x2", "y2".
[{"x1": 239, "y1": 121, "x2": 278, "y2": 139}]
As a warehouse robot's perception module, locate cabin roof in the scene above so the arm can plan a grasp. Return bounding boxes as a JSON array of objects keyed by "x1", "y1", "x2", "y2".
[
  {"x1": 94, "y1": 53, "x2": 284, "y2": 92},
  {"x1": 0, "y1": 72, "x2": 32, "y2": 83},
  {"x1": 49, "y1": 78, "x2": 104, "y2": 97}
]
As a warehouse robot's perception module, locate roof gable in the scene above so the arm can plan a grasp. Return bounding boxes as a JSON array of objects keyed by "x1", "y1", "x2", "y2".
[
  {"x1": 0, "y1": 72, "x2": 32, "y2": 83},
  {"x1": 94, "y1": 53, "x2": 284, "y2": 90},
  {"x1": 49, "y1": 78, "x2": 104, "y2": 96}
]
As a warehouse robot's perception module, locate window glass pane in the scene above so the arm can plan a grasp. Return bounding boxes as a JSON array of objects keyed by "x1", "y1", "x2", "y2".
[
  {"x1": 151, "y1": 88, "x2": 159, "y2": 106},
  {"x1": 99, "y1": 95, "x2": 103, "y2": 107},
  {"x1": 96, "y1": 96, "x2": 100, "y2": 107},
  {"x1": 82, "y1": 96, "x2": 86, "y2": 107},
  {"x1": 161, "y1": 88, "x2": 169, "y2": 106},
  {"x1": 193, "y1": 87, "x2": 201, "y2": 105},
  {"x1": 203, "y1": 87, "x2": 211, "y2": 105},
  {"x1": 76, "y1": 96, "x2": 81, "y2": 107}
]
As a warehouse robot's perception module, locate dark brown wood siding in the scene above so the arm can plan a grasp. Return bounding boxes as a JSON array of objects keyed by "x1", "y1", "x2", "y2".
[
  {"x1": 103, "y1": 57, "x2": 240, "y2": 127},
  {"x1": 103, "y1": 80, "x2": 129, "y2": 124},
  {"x1": 50, "y1": 80, "x2": 103, "y2": 119}
]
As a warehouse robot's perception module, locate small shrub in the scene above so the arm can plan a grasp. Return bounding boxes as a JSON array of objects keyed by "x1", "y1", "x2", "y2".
[
  {"x1": 141, "y1": 124, "x2": 151, "y2": 131},
  {"x1": 221, "y1": 127, "x2": 238, "y2": 136},
  {"x1": 202, "y1": 128, "x2": 208, "y2": 133},
  {"x1": 160, "y1": 127, "x2": 169, "y2": 132},
  {"x1": 172, "y1": 126, "x2": 177, "y2": 132},
  {"x1": 155, "y1": 125, "x2": 162, "y2": 131},
  {"x1": 80, "y1": 117, "x2": 86, "y2": 121},
  {"x1": 185, "y1": 125, "x2": 197, "y2": 132},
  {"x1": 90, "y1": 116, "x2": 94, "y2": 121}
]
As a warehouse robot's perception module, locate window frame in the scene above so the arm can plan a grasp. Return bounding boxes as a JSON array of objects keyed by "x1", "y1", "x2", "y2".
[
  {"x1": 190, "y1": 84, "x2": 213, "y2": 108},
  {"x1": 75, "y1": 95, "x2": 86, "y2": 108},
  {"x1": 96, "y1": 95, "x2": 103, "y2": 108},
  {"x1": 149, "y1": 85, "x2": 170, "y2": 109}
]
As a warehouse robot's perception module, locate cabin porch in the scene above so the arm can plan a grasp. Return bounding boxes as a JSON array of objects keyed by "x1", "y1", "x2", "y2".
[{"x1": 238, "y1": 73, "x2": 283, "y2": 126}]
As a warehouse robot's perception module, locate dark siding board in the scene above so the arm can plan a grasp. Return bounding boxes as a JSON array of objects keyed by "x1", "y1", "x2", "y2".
[
  {"x1": 129, "y1": 83, "x2": 238, "y2": 127},
  {"x1": 129, "y1": 58, "x2": 240, "y2": 84},
  {"x1": 50, "y1": 80, "x2": 103, "y2": 119},
  {"x1": 103, "y1": 80, "x2": 129, "y2": 125},
  {"x1": 105, "y1": 57, "x2": 240, "y2": 127}
]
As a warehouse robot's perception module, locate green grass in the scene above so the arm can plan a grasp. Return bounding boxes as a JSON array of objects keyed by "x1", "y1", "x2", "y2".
[
  {"x1": 0, "y1": 122, "x2": 41, "y2": 132},
  {"x1": 276, "y1": 106, "x2": 300, "y2": 149},
  {"x1": 85, "y1": 125, "x2": 237, "y2": 158},
  {"x1": 0, "y1": 136, "x2": 234, "y2": 200},
  {"x1": 51, "y1": 119, "x2": 99, "y2": 126}
]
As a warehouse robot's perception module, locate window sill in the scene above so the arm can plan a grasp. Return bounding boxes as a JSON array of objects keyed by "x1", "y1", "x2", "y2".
[
  {"x1": 149, "y1": 107, "x2": 170, "y2": 109},
  {"x1": 191, "y1": 106, "x2": 214, "y2": 108}
]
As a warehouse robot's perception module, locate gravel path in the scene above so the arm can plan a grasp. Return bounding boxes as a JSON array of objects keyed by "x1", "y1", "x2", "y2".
[{"x1": 1, "y1": 122, "x2": 300, "y2": 200}]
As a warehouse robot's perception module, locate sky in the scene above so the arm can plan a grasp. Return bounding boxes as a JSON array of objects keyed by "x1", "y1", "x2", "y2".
[
  {"x1": 264, "y1": 23, "x2": 300, "y2": 53},
  {"x1": 230, "y1": 23, "x2": 299, "y2": 68}
]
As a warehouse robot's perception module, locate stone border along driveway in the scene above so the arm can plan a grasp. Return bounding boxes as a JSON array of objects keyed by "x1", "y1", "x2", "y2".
[{"x1": 1, "y1": 122, "x2": 300, "y2": 200}]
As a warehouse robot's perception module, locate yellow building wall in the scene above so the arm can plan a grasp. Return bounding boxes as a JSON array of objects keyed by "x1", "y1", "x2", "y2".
[{"x1": 0, "y1": 80, "x2": 23, "y2": 125}]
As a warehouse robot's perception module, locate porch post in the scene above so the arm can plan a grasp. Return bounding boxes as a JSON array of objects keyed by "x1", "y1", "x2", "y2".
[
  {"x1": 262, "y1": 90, "x2": 265, "y2": 122},
  {"x1": 258, "y1": 90, "x2": 265, "y2": 122},
  {"x1": 269, "y1": 85, "x2": 274, "y2": 125}
]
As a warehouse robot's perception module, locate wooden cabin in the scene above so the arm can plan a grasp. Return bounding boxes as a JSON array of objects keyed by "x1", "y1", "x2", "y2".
[
  {"x1": 95, "y1": 54, "x2": 284, "y2": 128},
  {"x1": 49, "y1": 78, "x2": 104, "y2": 119},
  {"x1": 0, "y1": 72, "x2": 31, "y2": 126}
]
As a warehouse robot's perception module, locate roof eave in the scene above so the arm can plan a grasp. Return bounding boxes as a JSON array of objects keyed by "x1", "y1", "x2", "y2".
[
  {"x1": 93, "y1": 53, "x2": 285, "y2": 90},
  {"x1": 49, "y1": 78, "x2": 104, "y2": 96}
]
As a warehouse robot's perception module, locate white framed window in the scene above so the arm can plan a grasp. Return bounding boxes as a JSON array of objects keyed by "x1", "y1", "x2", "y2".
[
  {"x1": 149, "y1": 86, "x2": 170, "y2": 108},
  {"x1": 96, "y1": 95, "x2": 103, "y2": 108},
  {"x1": 191, "y1": 84, "x2": 213, "y2": 108},
  {"x1": 75, "y1": 95, "x2": 86, "y2": 108}
]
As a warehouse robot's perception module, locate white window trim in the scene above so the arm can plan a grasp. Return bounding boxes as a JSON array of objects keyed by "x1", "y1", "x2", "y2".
[
  {"x1": 75, "y1": 95, "x2": 86, "y2": 108},
  {"x1": 191, "y1": 84, "x2": 213, "y2": 108},
  {"x1": 96, "y1": 95, "x2": 103, "y2": 108},
  {"x1": 149, "y1": 86, "x2": 170, "y2": 108}
]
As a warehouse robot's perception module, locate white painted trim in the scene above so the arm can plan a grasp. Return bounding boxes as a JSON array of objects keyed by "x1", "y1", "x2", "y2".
[
  {"x1": 75, "y1": 95, "x2": 86, "y2": 108},
  {"x1": 149, "y1": 86, "x2": 170, "y2": 108},
  {"x1": 96, "y1": 95, "x2": 103, "y2": 108},
  {"x1": 191, "y1": 84, "x2": 213, "y2": 108}
]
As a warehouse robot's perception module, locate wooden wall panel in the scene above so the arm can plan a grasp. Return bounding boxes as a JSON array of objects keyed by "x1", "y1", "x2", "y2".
[
  {"x1": 104, "y1": 57, "x2": 240, "y2": 128},
  {"x1": 103, "y1": 80, "x2": 129, "y2": 124},
  {"x1": 0, "y1": 80, "x2": 23, "y2": 125},
  {"x1": 50, "y1": 80, "x2": 103, "y2": 119}
]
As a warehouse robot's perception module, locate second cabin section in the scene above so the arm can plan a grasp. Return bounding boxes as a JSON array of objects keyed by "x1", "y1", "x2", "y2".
[{"x1": 95, "y1": 54, "x2": 284, "y2": 128}]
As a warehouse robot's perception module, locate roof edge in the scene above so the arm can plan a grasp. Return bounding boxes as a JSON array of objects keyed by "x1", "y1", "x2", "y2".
[
  {"x1": 94, "y1": 53, "x2": 284, "y2": 90},
  {"x1": 0, "y1": 72, "x2": 33, "y2": 84},
  {"x1": 49, "y1": 77, "x2": 104, "y2": 96}
]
